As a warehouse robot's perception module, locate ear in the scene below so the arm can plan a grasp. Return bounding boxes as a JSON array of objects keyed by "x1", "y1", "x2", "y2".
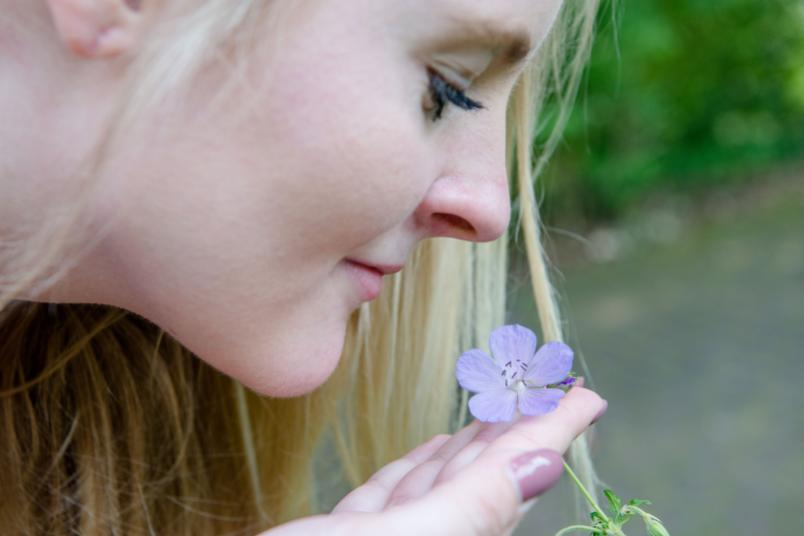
[{"x1": 45, "y1": 0, "x2": 142, "y2": 58}]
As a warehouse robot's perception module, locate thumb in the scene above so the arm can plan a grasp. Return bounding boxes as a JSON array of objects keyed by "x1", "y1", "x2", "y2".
[{"x1": 385, "y1": 448, "x2": 564, "y2": 535}]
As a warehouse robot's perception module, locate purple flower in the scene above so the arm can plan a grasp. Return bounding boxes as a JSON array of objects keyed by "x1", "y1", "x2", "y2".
[{"x1": 455, "y1": 324, "x2": 575, "y2": 423}]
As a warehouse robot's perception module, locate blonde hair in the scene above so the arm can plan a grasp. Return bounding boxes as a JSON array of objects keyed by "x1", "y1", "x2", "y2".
[{"x1": 0, "y1": 1, "x2": 602, "y2": 534}]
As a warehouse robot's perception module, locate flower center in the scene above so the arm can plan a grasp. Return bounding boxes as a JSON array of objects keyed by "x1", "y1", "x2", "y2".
[{"x1": 501, "y1": 359, "x2": 528, "y2": 390}]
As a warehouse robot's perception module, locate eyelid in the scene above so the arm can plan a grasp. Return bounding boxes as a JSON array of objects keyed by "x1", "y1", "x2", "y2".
[
  {"x1": 430, "y1": 59, "x2": 474, "y2": 88},
  {"x1": 430, "y1": 46, "x2": 496, "y2": 81}
]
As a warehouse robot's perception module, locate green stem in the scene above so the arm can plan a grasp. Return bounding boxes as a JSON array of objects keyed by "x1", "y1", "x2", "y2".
[
  {"x1": 554, "y1": 524, "x2": 598, "y2": 536},
  {"x1": 561, "y1": 459, "x2": 610, "y2": 524}
]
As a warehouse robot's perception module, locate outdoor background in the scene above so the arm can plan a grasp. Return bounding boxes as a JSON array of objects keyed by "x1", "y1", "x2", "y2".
[{"x1": 513, "y1": 1, "x2": 804, "y2": 535}]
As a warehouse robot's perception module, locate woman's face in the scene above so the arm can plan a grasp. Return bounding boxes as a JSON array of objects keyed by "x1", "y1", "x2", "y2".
[{"x1": 49, "y1": 0, "x2": 562, "y2": 396}]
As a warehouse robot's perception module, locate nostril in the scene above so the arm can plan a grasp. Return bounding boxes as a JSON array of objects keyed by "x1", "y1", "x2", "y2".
[{"x1": 432, "y1": 213, "x2": 476, "y2": 236}]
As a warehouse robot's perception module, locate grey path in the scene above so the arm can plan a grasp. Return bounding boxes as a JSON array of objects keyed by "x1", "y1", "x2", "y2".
[{"x1": 512, "y1": 185, "x2": 804, "y2": 535}]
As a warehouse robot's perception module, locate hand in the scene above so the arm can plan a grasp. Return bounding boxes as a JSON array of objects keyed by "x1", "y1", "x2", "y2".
[{"x1": 260, "y1": 383, "x2": 606, "y2": 536}]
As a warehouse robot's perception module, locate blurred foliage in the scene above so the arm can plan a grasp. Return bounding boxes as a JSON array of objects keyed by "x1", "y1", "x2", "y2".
[{"x1": 539, "y1": 0, "x2": 804, "y2": 221}]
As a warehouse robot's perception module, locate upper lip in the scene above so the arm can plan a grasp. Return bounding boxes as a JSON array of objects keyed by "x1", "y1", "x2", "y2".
[{"x1": 347, "y1": 258, "x2": 404, "y2": 275}]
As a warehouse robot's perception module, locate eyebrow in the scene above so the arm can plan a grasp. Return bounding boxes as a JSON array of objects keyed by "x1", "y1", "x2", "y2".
[
  {"x1": 451, "y1": 18, "x2": 536, "y2": 69},
  {"x1": 479, "y1": 23, "x2": 534, "y2": 67}
]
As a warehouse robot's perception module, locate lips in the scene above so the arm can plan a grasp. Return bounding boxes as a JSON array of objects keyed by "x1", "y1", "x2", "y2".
[
  {"x1": 344, "y1": 260, "x2": 384, "y2": 301},
  {"x1": 346, "y1": 259, "x2": 404, "y2": 275}
]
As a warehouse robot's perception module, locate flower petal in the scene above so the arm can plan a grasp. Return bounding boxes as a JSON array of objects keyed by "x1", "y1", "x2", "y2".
[
  {"x1": 518, "y1": 387, "x2": 565, "y2": 417},
  {"x1": 468, "y1": 388, "x2": 518, "y2": 423},
  {"x1": 488, "y1": 324, "x2": 538, "y2": 366},
  {"x1": 524, "y1": 341, "x2": 574, "y2": 386},
  {"x1": 456, "y1": 349, "x2": 503, "y2": 393}
]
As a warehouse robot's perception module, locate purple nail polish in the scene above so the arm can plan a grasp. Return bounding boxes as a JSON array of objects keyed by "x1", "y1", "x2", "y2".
[
  {"x1": 508, "y1": 448, "x2": 564, "y2": 502},
  {"x1": 591, "y1": 399, "x2": 608, "y2": 424}
]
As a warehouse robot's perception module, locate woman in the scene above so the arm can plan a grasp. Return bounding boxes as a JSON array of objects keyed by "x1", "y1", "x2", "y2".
[{"x1": 1, "y1": 0, "x2": 607, "y2": 534}]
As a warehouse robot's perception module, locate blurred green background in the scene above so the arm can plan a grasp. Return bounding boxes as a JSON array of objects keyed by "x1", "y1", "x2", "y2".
[
  {"x1": 512, "y1": 1, "x2": 804, "y2": 535},
  {"x1": 541, "y1": 0, "x2": 804, "y2": 224}
]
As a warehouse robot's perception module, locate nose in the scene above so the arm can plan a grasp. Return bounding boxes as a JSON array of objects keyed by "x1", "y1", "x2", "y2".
[
  {"x1": 413, "y1": 125, "x2": 511, "y2": 243},
  {"x1": 414, "y1": 173, "x2": 511, "y2": 242}
]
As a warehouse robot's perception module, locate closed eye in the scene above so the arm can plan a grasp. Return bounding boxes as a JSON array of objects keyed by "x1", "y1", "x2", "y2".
[{"x1": 425, "y1": 67, "x2": 485, "y2": 122}]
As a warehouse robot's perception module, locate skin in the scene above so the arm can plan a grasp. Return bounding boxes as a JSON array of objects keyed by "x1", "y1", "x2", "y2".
[
  {"x1": 2, "y1": 0, "x2": 607, "y2": 532},
  {"x1": 266, "y1": 380, "x2": 607, "y2": 536},
  {"x1": 4, "y1": 0, "x2": 560, "y2": 397}
]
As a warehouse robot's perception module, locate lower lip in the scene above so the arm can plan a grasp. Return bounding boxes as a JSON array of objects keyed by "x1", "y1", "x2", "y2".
[{"x1": 344, "y1": 260, "x2": 384, "y2": 301}]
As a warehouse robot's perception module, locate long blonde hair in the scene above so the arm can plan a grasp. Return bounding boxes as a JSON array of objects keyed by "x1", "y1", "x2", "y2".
[{"x1": 0, "y1": 1, "x2": 601, "y2": 534}]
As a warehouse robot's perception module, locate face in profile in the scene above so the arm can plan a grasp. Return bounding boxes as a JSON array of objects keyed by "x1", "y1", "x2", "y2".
[{"x1": 52, "y1": 0, "x2": 562, "y2": 396}]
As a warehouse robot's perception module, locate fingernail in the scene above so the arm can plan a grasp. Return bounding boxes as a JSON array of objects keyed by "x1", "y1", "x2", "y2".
[
  {"x1": 508, "y1": 448, "x2": 564, "y2": 502},
  {"x1": 591, "y1": 399, "x2": 608, "y2": 424},
  {"x1": 574, "y1": 376, "x2": 585, "y2": 388}
]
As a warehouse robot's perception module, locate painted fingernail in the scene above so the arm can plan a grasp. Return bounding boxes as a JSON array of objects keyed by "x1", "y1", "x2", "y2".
[
  {"x1": 591, "y1": 399, "x2": 608, "y2": 424},
  {"x1": 508, "y1": 448, "x2": 564, "y2": 502}
]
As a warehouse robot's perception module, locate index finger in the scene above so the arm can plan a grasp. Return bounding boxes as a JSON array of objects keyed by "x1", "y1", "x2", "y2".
[
  {"x1": 482, "y1": 385, "x2": 605, "y2": 463},
  {"x1": 380, "y1": 386, "x2": 605, "y2": 535}
]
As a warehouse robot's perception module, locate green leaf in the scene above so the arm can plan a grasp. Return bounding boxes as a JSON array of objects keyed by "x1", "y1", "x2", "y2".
[
  {"x1": 603, "y1": 489, "x2": 622, "y2": 514},
  {"x1": 628, "y1": 498, "x2": 652, "y2": 507},
  {"x1": 643, "y1": 513, "x2": 671, "y2": 536}
]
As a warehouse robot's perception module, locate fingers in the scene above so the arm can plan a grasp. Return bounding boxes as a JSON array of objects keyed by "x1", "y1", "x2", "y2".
[
  {"x1": 332, "y1": 433, "x2": 451, "y2": 513},
  {"x1": 383, "y1": 419, "x2": 512, "y2": 508},
  {"x1": 432, "y1": 380, "x2": 595, "y2": 486},
  {"x1": 381, "y1": 386, "x2": 605, "y2": 536},
  {"x1": 386, "y1": 384, "x2": 603, "y2": 511},
  {"x1": 479, "y1": 385, "x2": 605, "y2": 467}
]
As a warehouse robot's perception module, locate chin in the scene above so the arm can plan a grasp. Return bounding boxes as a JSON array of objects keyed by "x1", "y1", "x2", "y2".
[
  {"x1": 234, "y1": 324, "x2": 347, "y2": 398},
  {"x1": 240, "y1": 363, "x2": 339, "y2": 398}
]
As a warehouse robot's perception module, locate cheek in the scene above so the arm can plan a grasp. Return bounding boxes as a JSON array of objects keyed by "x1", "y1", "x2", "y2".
[
  {"x1": 98, "y1": 9, "x2": 436, "y2": 397},
  {"x1": 246, "y1": 26, "x2": 433, "y2": 253}
]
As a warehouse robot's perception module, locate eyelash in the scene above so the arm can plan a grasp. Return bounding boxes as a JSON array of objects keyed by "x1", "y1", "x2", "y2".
[{"x1": 425, "y1": 67, "x2": 485, "y2": 122}]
